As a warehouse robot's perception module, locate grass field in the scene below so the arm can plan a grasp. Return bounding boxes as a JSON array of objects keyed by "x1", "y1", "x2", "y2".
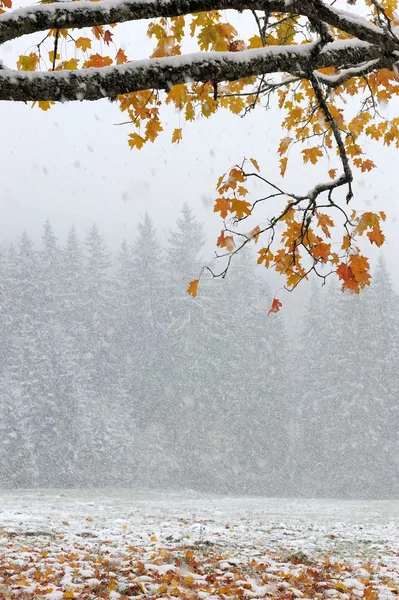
[{"x1": 0, "y1": 490, "x2": 398, "y2": 599}]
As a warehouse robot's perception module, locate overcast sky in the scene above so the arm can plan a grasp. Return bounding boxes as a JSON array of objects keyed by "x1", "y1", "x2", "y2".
[{"x1": 1, "y1": 0, "x2": 399, "y2": 304}]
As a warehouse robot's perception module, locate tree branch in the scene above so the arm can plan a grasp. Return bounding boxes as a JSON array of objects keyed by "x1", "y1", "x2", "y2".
[
  {"x1": 0, "y1": 39, "x2": 385, "y2": 102},
  {"x1": 0, "y1": 0, "x2": 393, "y2": 47}
]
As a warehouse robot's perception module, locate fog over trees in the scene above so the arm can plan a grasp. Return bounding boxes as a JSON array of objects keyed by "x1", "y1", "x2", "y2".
[{"x1": 0, "y1": 206, "x2": 397, "y2": 498}]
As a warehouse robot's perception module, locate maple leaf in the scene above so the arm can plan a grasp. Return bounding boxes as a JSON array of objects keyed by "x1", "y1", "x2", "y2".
[
  {"x1": 248, "y1": 35, "x2": 263, "y2": 48},
  {"x1": 280, "y1": 157, "x2": 288, "y2": 177},
  {"x1": 367, "y1": 227, "x2": 385, "y2": 247},
  {"x1": 115, "y1": 48, "x2": 128, "y2": 65},
  {"x1": 63, "y1": 58, "x2": 79, "y2": 71},
  {"x1": 145, "y1": 118, "x2": 163, "y2": 143},
  {"x1": 37, "y1": 100, "x2": 54, "y2": 111},
  {"x1": 312, "y1": 240, "x2": 331, "y2": 263},
  {"x1": 328, "y1": 168, "x2": 337, "y2": 179},
  {"x1": 342, "y1": 235, "x2": 351, "y2": 251},
  {"x1": 249, "y1": 158, "x2": 260, "y2": 172},
  {"x1": 187, "y1": 279, "x2": 199, "y2": 297},
  {"x1": 336, "y1": 262, "x2": 355, "y2": 283},
  {"x1": 302, "y1": 147, "x2": 323, "y2": 165},
  {"x1": 316, "y1": 212, "x2": 334, "y2": 238},
  {"x1": 246, "y1": 225, "x2": 260, "y2": 243},
  {"x1": 231, "y1": 199, "x2": 251, "y2": 219},
  {"x1": 217, "y1": 231, "x2": 235, "y2": 252},
  {"x1": 353, "y1": 158, "x2": 376, "y2": 172},
  {"x1": 350, "y1": 254, "x2": 371, "y2": 287},
  {"x1": 17, "y1": 53, "x2": 39, "y2": 71},
  {"x1": 257, "y1": 248, "x2": 273, "y2": 268},
  {"x1": 278, "y1": 137, "x2": 292, "y2": 155},
  {"x1": 75, "y1": 37, "x2": 92, "y2": 52},
  {"x1": 128, "y1": 133, "x2": 146, "y2": 150},
  {"x1": 213, "y1": 198, "x2": 231, "y2": 219},
  {"x1": 172, "y1": 128, "x2": 183, "y2": 144},
  {"x1": 84, "y1": 53, "x2": 113, "y2": 68},
  {"x1": 103, "y1": 30, "x2": 113, "y2": 45},
  {"x1": 268, "y1": 298, "x2": 282, "y2": 315}
]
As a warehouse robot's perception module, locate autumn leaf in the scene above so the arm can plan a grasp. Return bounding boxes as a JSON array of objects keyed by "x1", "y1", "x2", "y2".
[
  {"x1": 231, "y1": 199, "x2": 251, "y2": 219},
  {"x1": 367, "y1": 226, "x2": 385, "y2": 247},
  {"x1": 350, "y1": 254, "x2": 371, "y2": 287},
  {"x1": 103, "y1": 30, "x2": 113, "y2": 45},
  {"x1": 302, "y1": 147, "x2": 323, "y2": 165},
  {"x1": 328, "y1": 168, "x2": 337, "y2": 179},
  {"x1": 268, "y1": 298, "x2": 282, "y2": 315},
  {"x1": 214, "y1": 198, "x2": 231, "y2": 219},
  {"x1": 246, "y1": 225, "x2": 260, "y2": 243},
  {"x1": 278, "y1": 136, "x2": 292, "y2": 155},
  {"x1": 187, "y1": 279, "x2": 199, "y2": 297},
  {"x1": 63, "y1": 58, "x2": 79, "y2": 71},
  {"x1": 172, "y1": 128, "x2": 183, "y2": 144},
  {"x1": 128, "y1": 133, "x2": 146, "y2": 150},
  {"x1": 257, "y1": 248, "x2": 274, "y2": 268},
  {"x1": 249, "y1": 158, "x2": 260, "y2": 171},
  {"x1": 280, "y1": 157, "x2": 288, "y2": 177},
  {"x1": 75, "y1": 37, "x2": 92, "y2": 52},
  {"x1": 115, "y1": 48, "x2": 128, "y2": 64},
  {"x1": 37, "y1": 100, "x2": 54, "y2": 111},
  {"x1": 316, "y1": 212, "x2": 334, "y2": 238},
  {"x1": 341, "y1": 235, "x2": 351, "y2": 251},
  {"x1": 336, "y1": 262, "x2": 354, "y2": 283},
  {"x1": 84, "y1": 53, "x2": 113, "y2": 68},
  {"x1": 145, "y1": 118, "x2": 163, "y2": 142},
  {"x1": 17, "y1": 53, "x2": 39, "y2": 71},
  {"x1": 217, "y1": 231, "x2": 235, "y2": 251}
]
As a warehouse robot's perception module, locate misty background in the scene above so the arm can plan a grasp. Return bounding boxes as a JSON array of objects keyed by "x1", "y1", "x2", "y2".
[
  {"x1": 1, "y1": 0, "x2": 399, "y2": 499},
  {"x1": 0, "y1": 208, "x2": 398, "y2": 498}
]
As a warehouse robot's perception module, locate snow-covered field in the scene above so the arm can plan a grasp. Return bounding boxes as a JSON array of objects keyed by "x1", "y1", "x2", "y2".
[{"x1": 0, "y1": 490, "x2": 398, "y2": 599}]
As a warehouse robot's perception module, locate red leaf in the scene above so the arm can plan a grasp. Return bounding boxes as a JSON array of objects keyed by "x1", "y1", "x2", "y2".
[
  {"x1": 103, "y1": 30, "x2": 113, "y2": 46},
  {"x1": 268, "y1": 298, "x2": 282, "y2": 315}
]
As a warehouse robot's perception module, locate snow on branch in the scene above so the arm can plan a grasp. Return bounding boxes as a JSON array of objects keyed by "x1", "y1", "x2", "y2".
[
  {"x1": 0, "y1": 0, "x2": 392, "y2": 46},
  {"x1": 0, "y1": 39, "x2": 385, "y2": 102}
]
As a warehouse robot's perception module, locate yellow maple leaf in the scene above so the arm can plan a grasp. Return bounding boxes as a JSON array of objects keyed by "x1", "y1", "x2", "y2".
[
  {"x1": 128, "y1": 133, "x2": 146, "y2": 150},
  {"x1": 280, "y1": 157, "x2": 288, "y2": 177},
  {"x1": 231, "y1": 199, "x2": 251, "y2": 219},
  {"x1": 75, "y1": 37, "x2": 92, "y2": 52},
  {"x1": 172, "y1": 128, "x2": 183, "y2": 144},
  {"x1": 145, "y1": 118, "x2": 163, "y2": 143},
  {"x1": 302, "y1": 146, "x2": 323, "y2": 165},
  {"x1": 63, "y1": 58, "x2": 79, "y2": 70}
]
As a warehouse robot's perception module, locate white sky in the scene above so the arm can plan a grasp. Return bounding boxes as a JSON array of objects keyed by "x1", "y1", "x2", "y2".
[{"x1": 1, "y1": 1, "x2": 399, "y2": 302}]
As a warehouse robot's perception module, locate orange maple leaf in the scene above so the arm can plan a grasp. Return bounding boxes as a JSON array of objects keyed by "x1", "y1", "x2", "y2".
[
  {"x1": 217, "y1": 231, "x2": 235, "y2": 251},
  {"x1": 316, "y1": 212, "x2": 334, "y2": 238},
  {"x1": 116, "y1": 48, "x2": 128, "y2": 65},
  {"x1": 336, "y1": 262, "x2": 354, "y2": 282},
  {"x1": 214, "y1": 198, "x2": 231, "y2": 219},
  {"x1": 187, "y1": 279, "x2": 199, "y2": 297},
  {"x1": 268, "y1": 298, "x2": 282, "y2": 315},
  {"x1": 85, "y1": 53, "x2": 113, "y2": 68}
]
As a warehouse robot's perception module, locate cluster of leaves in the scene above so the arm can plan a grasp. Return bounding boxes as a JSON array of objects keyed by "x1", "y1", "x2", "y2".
[
  {"x1": 1, "y1": 525, "x2": 398, "y2": 599},
  {"x1": 5, "y1": 0, "x2": 399, "y2": 308}
]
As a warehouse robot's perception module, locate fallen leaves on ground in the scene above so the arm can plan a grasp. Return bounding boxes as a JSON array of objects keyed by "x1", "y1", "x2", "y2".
[{"x1": 0, "y1": 529, "x2": 398, "y2": 599}]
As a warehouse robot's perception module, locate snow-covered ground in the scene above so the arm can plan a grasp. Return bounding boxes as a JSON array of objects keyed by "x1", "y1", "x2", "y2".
[{"x1": 0, "y1": 490, "x2": 398, "y2": 599}]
